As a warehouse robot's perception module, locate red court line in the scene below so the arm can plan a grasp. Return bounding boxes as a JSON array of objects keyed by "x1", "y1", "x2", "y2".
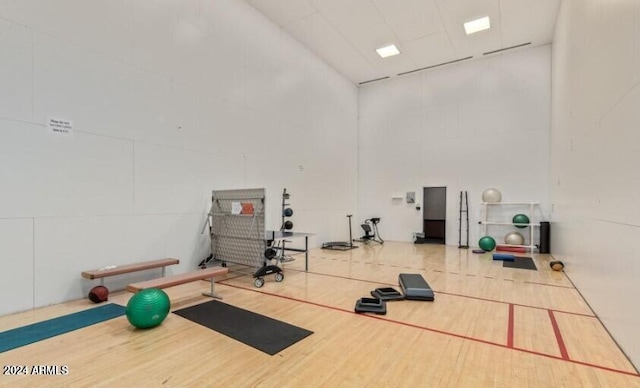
[
  {"x1": 287, "y1": 269, "x2": 595, "y2": 317},
  {"x1": 507, "y1": 304, "x2": 515, "y2": 348},
  {"x1": 549, "y1": 310, "x2": 570, "y2": 360},
  {"x1": 218, "y1": 281, "x2": 639, "y2": 378}
]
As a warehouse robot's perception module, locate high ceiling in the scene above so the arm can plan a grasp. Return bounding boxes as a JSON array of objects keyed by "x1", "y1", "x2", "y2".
[{"x1": 245, "y1": 0, "x2": 561, "y2": 84}]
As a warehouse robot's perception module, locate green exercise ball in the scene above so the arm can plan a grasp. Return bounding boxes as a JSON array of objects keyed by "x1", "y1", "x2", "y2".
[
  {"x1": 512, "y1": 214, "x2": 530, "y2": 228},
  {"x1": 126, "y1": 288, "x2": 170, "y2": 329},
  {"x1": 478, "y1": 236, "x2": 496, "y2": 252}
]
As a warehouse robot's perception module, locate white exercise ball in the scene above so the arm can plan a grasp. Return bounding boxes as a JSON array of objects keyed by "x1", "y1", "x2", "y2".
[
  {"x1": 482, "y1": 188, "x2": 502, "y2": 203},
  {"x1": 505, "y1": 231, "x2": 525, "y2": 245}
]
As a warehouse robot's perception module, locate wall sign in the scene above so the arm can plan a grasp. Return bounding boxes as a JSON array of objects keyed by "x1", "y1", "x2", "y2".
[
  {"x1": 48, "y1": 118, "x2": 74, "y2": 136},
  {"x1": 406, "y1": 191, "x2": 415, "y2": 204}
]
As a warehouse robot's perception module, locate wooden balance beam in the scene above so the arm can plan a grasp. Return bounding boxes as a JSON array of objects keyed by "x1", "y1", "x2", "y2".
[
  {"x1": 125, "y1": 266, "x2": 229, "y2": 299},
  {"x1": 82, "y1": 258, "x2": 180, "y2": 286}
]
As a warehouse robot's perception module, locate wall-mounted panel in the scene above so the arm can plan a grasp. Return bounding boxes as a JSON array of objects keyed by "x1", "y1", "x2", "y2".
[
  {"x1": 0, "y1": 121, "x2": 133, "y2": 218},
  {"x1": 0, "y1": 219, "x2": 34, "y2": 315},
  {"x1": 0, "y1": 19, "x2": 32, "y2": 122}
]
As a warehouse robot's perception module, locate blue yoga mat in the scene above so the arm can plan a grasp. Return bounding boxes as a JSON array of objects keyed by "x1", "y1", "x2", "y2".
[{"x1": 0, "y1": 303, "x2": 126, "y2": 353}]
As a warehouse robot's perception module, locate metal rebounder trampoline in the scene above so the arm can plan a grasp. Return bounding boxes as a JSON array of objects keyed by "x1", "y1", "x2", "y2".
[
  {"x1": 322, "y1": 214, "x2": 358, "y2": 251},
  {"x1": 201, "y1": 188, "x2": 283, "y2": 288}
]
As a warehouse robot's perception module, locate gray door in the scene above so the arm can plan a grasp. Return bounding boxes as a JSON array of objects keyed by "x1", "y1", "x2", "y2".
[{"x1": 423, "y1": 187, "x2": 446, "y2": 244}]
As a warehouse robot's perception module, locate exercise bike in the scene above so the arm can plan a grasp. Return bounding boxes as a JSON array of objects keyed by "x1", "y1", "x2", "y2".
[{"x1": 354, "y1": 217, "x2": 383, "y2": 245}]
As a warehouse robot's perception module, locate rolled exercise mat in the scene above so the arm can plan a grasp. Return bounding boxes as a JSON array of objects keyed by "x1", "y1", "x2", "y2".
[
  {"x1": 540, "y1": 222, "x2": 551, "y2": 254},
  {"x1": 493, "y1": 253, "x2": 515, "y2": 261},
  {"x1": 496, "y1": 245, "x2": 527, "y2": 253}
]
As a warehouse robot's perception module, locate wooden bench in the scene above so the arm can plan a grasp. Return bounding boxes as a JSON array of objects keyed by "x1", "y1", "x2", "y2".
[
  {"x1": 126, "y1": 266, "x2": 229, "y2": 299},
  {"x1": 82, "y1": 258, "x2": 180, "y2": 286}
]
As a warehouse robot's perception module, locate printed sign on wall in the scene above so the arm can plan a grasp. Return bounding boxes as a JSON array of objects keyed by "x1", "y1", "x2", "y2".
[
  {"x1": 48, "y1": 118, "x2": 74, "y2": 136},
  {"x1": 406, "y1": 191, "x2": 415, "y2": 204}
]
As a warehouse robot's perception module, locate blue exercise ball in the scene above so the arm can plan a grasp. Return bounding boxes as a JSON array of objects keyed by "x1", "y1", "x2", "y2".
[{"x1": 126, "y1": 288, "x2": 170, "y2": 329}]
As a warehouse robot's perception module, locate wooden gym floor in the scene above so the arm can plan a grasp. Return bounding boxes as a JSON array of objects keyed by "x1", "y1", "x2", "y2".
[{"x1": 1, "y1": 242, "x2": 639, "y2": 387}]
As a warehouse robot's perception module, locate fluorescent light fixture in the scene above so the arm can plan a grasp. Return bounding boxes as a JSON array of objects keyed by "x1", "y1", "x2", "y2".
[
  {"x1": 464, "y1": 16, "x2": 491, "y2": 35},
  {"x1": 376, "y1": 44, "x2": 400, "y2": 58}
]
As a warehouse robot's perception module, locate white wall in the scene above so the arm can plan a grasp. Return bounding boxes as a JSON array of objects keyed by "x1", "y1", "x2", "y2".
[
  {"x1": 358, "y1": 46, "x2": 551, "y2": 245},
  {"x1": 550, "y1": 0, "x2": 640, "y2": 368},
  {"x1": 0, "y1": 0, "x2": 358, "y2": 314}
]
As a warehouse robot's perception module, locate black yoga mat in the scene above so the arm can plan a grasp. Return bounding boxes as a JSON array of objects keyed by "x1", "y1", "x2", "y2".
[
  {"x1": 174, "y1": 300, "x2": 313, "y2": 355},
  {"x1": 502, "y1": 256, "x2": 537, "y2": 270}
]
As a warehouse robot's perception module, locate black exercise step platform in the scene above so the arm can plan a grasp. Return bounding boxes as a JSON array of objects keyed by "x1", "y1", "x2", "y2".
[
  {"x1": 399, "y1": 273, "x2": 435, "y2": 301},
  {"x1": 370, "y1": 287, "x2": 404, "y2": 301},
  {"x1": 354, "y1": 297, "x2": 387, "y2": 315}
]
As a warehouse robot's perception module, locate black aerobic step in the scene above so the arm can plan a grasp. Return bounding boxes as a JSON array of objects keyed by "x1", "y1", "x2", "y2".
[
  {"x1": 370, "y1": 287, "x2": 404, "y2": 301},
  {"x1": 354, "y1": 297, "x2": 387, "y2": 315},
  {"x1": 399, "y1": 273, "x2": 435, "y2": 301}
]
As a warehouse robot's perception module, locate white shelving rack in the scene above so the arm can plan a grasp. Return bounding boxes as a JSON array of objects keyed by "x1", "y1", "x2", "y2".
[{"x1": 479, "y1": 202, "x2": 540, "y2": 252}]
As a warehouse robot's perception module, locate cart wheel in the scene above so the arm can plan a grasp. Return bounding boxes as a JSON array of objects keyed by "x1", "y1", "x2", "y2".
[
  {"x1": 221, "y1": 262, "x2": 227, "y2": 268},
  {"x1": 274, "y1": 273, "x2": 284, "y2": 282},
  {"x1": 254, "y1": 278, "x2": 265, "y2": 288}
]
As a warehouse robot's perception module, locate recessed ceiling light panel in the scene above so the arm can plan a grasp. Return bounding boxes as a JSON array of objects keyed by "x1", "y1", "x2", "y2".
[
  {"x1": 464, "y1": 16, "x2": 491, "y2": 35},
  {"x1": 376, "y1": 44, "x2": 400, "y2": 58}
]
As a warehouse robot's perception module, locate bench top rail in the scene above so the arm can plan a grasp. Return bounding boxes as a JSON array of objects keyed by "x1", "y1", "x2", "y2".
[
  {"x1": 82, "y1": 258, "x2": 180, "y2": 280},
  {"x1": 126, "y1": 267, "x2": 229, "y2": 293}
]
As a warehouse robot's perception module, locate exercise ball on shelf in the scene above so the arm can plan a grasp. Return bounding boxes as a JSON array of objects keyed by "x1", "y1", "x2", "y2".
[
  {"x1": 88, "y1": 286, "x2": 109, "y2": 303},
  {"x1": 512, "y1": 214, "x2": 530, "y2": 228},
  {"x1": 126, "y1": 288, "x2": 171, "y2": 329},
  {"x1": 482, "y1": 188, "x2": 502, "y2": 203},
  {"x1": 478, "y1": 236, "x2": 496, "y2": 252},
  {"x1": 505, "y1": 231, "x2": 525, "y2": 245}
]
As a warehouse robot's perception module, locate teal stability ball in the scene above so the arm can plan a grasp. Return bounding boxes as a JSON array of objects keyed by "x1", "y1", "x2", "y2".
[
  {"x1": 512, "y1": 214, "x2": 530, "y2": 228},
  {"x1": 478, "y1": 236, "x2": 496, "y2": 252},
  {"x1": 126, "y1": 288, "x2": 171, "y2": 329}
]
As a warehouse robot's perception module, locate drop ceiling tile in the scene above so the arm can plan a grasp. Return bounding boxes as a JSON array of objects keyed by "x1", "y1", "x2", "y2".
[
  {"x1": 403, "y1": 32, "x2": 457, "y2": 69},
  {"x1": 247, "y1": 0, "x2": 318, "y2": 27},
  {"x1": 499, "y1": 0, "x2": 535, "y2": 12},
  {"x1": 501, "y1": 0, "x2": 560, "y2": 47},
  {"x1": 372, "y1": 0, "x2": 444, "y2": 41},
  {"x1": 347, "y1": 22, "x2": 417, "y2": 75},
  {"x1": 436, "y1": 0, "x2": 502, "y2": 56},
  {"x1": 311, "y1": 0, "x2": 385, "y2": 35}
]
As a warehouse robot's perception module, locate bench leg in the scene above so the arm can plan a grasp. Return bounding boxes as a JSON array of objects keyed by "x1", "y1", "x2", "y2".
[{"x1": 202, "y1": 277, "x2": 222, "y2": 299}]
